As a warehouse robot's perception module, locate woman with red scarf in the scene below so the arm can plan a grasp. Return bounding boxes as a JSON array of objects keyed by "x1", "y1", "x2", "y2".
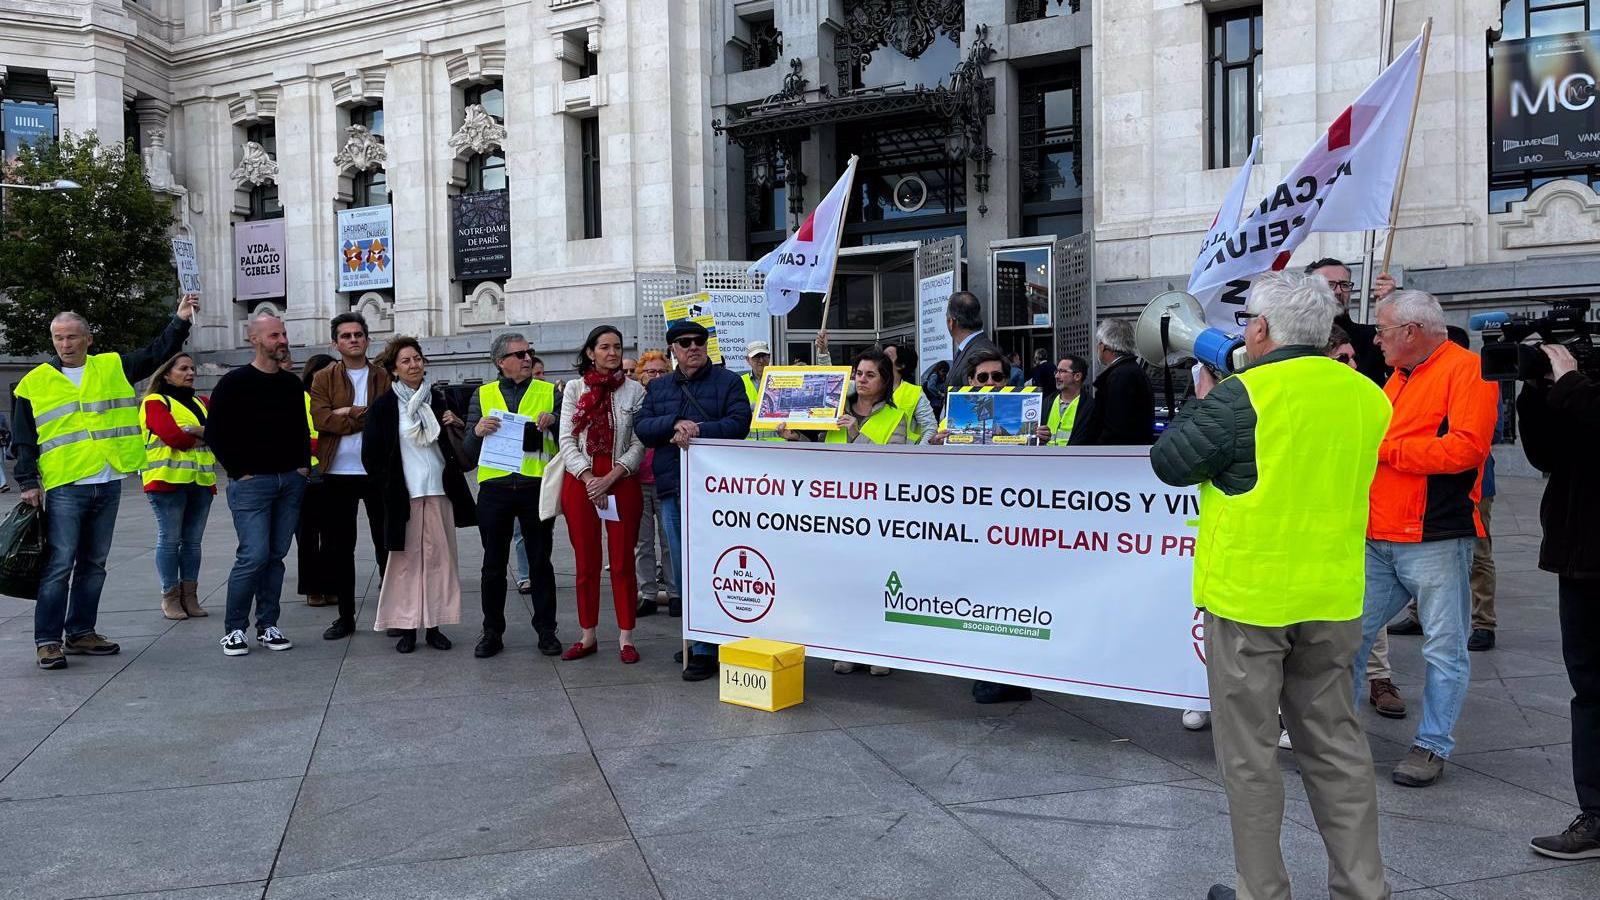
[{"x1": 557, "y1": 325, "x2": 647, "y2": 663}]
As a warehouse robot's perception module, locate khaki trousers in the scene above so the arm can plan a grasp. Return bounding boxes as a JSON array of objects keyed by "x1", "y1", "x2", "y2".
[
  {"x1": 1470, "y1": 495, "x2": 1496, "y2": 630},
  {"x1": 1206, "y1": 613, "x2": 1391, "y2": 900}
]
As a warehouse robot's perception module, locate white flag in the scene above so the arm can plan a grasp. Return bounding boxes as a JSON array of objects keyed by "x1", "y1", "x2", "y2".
[
  {"x1": 1187, "y1": 135, "x2": 1260, "y2": 295},
  {"x1": 748, "y1": 155, "x2": 860, "y2": 316},
  {"x1": 1190, "y1": 30, "x2": 1426, "y2": 329}
]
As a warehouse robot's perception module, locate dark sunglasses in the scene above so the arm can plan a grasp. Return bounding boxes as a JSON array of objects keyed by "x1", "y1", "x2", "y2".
[
  {"x1": 971, "y1": 371, "x2": 1008, "y2": 384},
  {"x1": 499, "y1": 349, "x2": 532, "y2": 361},
  {"x1": 1335, "y1": 353, "x2": 1355, "y2": 364},
  {"x1": 674, "y1": 336, "x2": 709, "y2": 348}
]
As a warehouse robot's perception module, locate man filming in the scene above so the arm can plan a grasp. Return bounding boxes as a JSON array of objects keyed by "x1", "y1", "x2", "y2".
[
  {"x1": 1518, "y1": 343, "x2": 1600, "y2": 860},
  {"x1": 1151, "y1": 272, "x2": 1393, "y2": 900}
]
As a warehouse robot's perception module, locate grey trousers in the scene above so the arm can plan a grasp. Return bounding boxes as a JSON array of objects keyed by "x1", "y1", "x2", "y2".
[
  {"x1": 1206, "y1": 612, "x2": 1391, "y2": 900},
  {"x1": 635, "y1": 483, "x2": 677, "y2": 601}
]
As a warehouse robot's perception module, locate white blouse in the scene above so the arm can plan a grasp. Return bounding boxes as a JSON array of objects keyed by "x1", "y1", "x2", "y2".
[{"x1": 399, "y1": 437, "x2": 447, "y2": 499}]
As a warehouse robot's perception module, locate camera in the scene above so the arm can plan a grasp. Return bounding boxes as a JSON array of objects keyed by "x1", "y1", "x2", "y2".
[{"x1": 1471, "y1": 299, "x2": 1599, "y2": 381}]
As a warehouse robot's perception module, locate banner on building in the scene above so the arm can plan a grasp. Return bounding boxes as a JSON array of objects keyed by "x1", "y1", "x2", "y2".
[
  {"x1": 172, "y1": 236, "x2": 202, "y2": 296},
  {"x1": 1491, "y1": 32, "x2": 1600, "y2": 175},
  {"x1": 682, "y1": 440, "x2": 1208, "y2": 710},
  {"x1": 702, "y1": 291, "x2": 773, "y2": 373},
  {"x1": 337, "y1": 205, "x2": 394, "y2": 292},
  {"x1": 450, "y1": 189, "x2": 511, "y2": 280},
  {"x1": 917, "y1": 270, "x2": 955, "y2": 380},
  {"x1": 2, "y1": 100, "x2": 56, "y2": 162},
  {"x1": 233, "y1": 219, "x2": 287, "y2": 301}
]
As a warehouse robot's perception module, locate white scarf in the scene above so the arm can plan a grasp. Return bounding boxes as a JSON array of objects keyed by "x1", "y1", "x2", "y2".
[{"x1": 393, "y1": 377, "x2": 440, "y2": 448}]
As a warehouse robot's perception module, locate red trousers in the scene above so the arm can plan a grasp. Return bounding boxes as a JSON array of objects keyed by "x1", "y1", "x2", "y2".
[{"x1": 560, "y1": 455, "x2": 642, "y2": 630}]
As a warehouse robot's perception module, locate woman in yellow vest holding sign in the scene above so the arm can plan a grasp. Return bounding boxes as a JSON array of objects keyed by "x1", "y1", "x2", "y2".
[
  {"x1": 776, "y1": 349, "x2": 910, "y2": 447},
  {"x1": 140, "y1": 353, "x2": 217, "y2": 620}
]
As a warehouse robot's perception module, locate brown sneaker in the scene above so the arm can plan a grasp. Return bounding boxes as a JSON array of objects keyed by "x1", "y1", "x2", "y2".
[
  {"x1": 161, "y1": 585, "x2": 189, "y2": 620},
  {"x1": 63, "y1": 633, "x2": 121, "y2": 656},
  {"x1": 180, "y1": 580, "x2": 207, "y2": 617},
  {"x1": 1369, "y1": 678, "x2": 1407, "y2": 719},
  {"x1": 1392, "y1": 745, "x2": 1445, "y2": 787},
  {"x1": 36, "y1": 643, "x2": 67, "y2": 670}
]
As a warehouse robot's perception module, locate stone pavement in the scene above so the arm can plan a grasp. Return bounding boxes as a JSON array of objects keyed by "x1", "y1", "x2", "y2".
[{"x1": 0, "y1": 472, "x2": 1595, "y2": 900}]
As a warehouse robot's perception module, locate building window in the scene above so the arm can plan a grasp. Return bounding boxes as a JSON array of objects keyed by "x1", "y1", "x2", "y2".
[
  {"x1": 1, "y1": 74, "x2": 59, "y2": 163},
  {"x1": 1207, "y1": 6, "x2": 1263, "y2": 169},
  {"x1": 1016, "y1": 0, "x2": 1079, "y2": 22},
  {"x1": 736, "y1": 12, "x2": 782, "y2": 72},
  {"x1": 244, "y1": 121, "x2": 282, "y2": 219},
  {"x1": 1488, "y1": 0, "x2": 1600, "y2": 211},
  {"x1": 744, "y1": 155, "x2": 788, "y2": 260},
  {"x1": 464, "y1": 82, "x2": 504, "y2": 122},
  {"x1": 352, "y1": 104, "x2": 384, "y2": 137},
  {"x1": 467, "y1": 151, "x2": 506, "y2": 192},
  {"x1": 1018, "y1": 68, "x2": 1083, "y2": 237},
  {"x1": 353, "y1": 169, "x2": 388, "y2": 207},
  {"x1": 580, "y1": 116, "x2": 602, "y2": 239}
]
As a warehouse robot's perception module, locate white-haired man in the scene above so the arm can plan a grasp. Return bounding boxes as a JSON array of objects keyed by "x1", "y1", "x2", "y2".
[
  {"x1": 13, "y1": 296, "x2": 198, "y2": 670},
  {"x1": 1354, "y1": 289, "x2": 1499, "y2": 788},
  {"x1": 1072, "y1": 318, "x2": 1154, "y2": 445},
  {"x1": 1152, "y1": 273, "x2": 1394, "y2": 900}
]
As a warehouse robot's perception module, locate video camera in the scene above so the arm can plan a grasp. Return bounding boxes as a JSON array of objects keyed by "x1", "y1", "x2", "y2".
[{"x1": 1471, "y1": 299, "x2": 1600, "y2": 381}]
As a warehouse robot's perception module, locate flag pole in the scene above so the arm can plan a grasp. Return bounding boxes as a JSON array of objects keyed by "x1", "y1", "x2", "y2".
[
  {"x1": 1375, "y1": 18, "x2": 1432, "y2": 306},
  {"x1": 814, "y1": 155, "x2": 859, "y2": 356},
  {"x1": 1358, "y1": 0, "x2": 1398, "y2": 323}
]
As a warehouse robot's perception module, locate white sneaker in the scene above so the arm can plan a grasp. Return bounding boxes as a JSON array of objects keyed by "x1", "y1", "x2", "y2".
[
  {"x1": 256, "y1": 626, "x2": 293, "y2": 651},
  {"x1": 221, "y1": 630, "x2": 249, "y2": 656},
  {"x1": 1278, "y1": 729, "x2": 1293, "y2": 750},
  {"x1": 832, "y1": 660, "x2": 856, "y2": 674},
  {"x1": 1182, "y1": 710, "x2": 1211, "y2": 731}
]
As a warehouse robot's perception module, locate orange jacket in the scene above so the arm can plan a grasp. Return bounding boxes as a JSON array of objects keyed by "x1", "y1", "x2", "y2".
[{"x1": 1368, "y1": 340, "x2": 1499, "y2": 542}]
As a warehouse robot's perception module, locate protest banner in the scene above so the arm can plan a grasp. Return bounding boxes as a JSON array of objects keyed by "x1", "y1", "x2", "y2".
[
  {"x1": 233, "y1": 219, "x2": 286, "y2": 300},
  {"x1": 917, "y1": 270, "x2": 955, "y2": 380},
  {"x1": 682, "y1": 440, "x2": 1208, "y2": 710},
  {"x1": 752, "y1": 366, "x2": 850, "y2": 431},
  {"x1": 702, "y1": 291, "x2": 773, "y2": 374},
  {"x1": 944, "y1": 387, "x2": 1041, "y2": 445},
  {"x1": 172, "y1": 236, "x2": 202, "y2": 296},
  {"x1": 336, "y1": 205, "x2": 394, "y2": 292},
  {"x1": 663, "y1": 292, "x2": 723, "y2": 364}
]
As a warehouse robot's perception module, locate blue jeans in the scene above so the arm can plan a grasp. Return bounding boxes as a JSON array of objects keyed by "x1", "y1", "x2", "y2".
[
  {"x1": 224, "y1": 473, "x2": 306, "y2": 634},
  {"x1": 660, "y1": 494, "x2": 714, "y2": 659},
  {"x1": 147, "y1": 487, "x2": 214, "y2": 591},
  {"x1": 34, "y1": 481, "x2": 122, "y2": 645},
  {"x1": 513, "y1": 520, "x2": 530, "y2": 583},
  {"x1": 1355, "y1": 538, "x2": 1474, "y2": 757}
]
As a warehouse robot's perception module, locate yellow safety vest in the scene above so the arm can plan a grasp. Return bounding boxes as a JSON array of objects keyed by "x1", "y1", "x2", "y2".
[
  {"x1": 139, "y1": 395, "x2": 218, "y2": 488},
  {"x1": 892, "y1": 381, "x2": 925, "y2": 443},
  {"x1": 477, "y1": 379, "x2": 558, "y2": 481},
  {"x1": 824, "y1": 402, "x2": 908, "y2": 445},
  {"x1": 1193, "y1": 355, "x2": 1392, "y2": 627},
  {"x1": 15, "y1": 354, "x2": 146, "y2": 490},
  {"x1": 303, "y1": 392, "x2": 320, "y2": 469},
  {"x1": 1046, "y1": 394, "x2": 1080, "y2": 446},
  {"x1": 742, "y1": 372, "x2": 786, "y2": 442}
]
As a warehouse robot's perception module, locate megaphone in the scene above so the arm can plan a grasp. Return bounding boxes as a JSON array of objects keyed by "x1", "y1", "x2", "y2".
[{"x1": 1135, "y1": 290, "x2": 1250, "y2": 375}]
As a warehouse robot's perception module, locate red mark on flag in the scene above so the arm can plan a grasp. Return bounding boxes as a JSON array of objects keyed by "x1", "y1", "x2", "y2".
[
  {"x1": 796, "y1": 211, "x2": 816, "y2": 242},
  {"x1": 1271, "y1": 251, "x2": 1293, "y2": 271},
  {"x1": 1328, "y1": 106, "x2": 1353, "y2": 151}
]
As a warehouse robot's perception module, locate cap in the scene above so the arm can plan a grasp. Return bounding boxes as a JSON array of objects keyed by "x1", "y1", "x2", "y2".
[
  {"x1": 665, "y1": 319, "x2": 710, "y2": 343},
  {"x1": 746, "y1": 340, "x2": 772, "y2": 359}
]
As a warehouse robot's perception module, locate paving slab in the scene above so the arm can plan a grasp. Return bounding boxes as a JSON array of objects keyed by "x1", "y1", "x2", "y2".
[
  {"x1": 1449, "y1": 744, "x2": 1579, "y2": 807},
  {"x1": 806, "y1": 663, "x2": 1044, "y2": 728},
  {"x1": 567, "y1": 680, "x2": 836, "y2": 749},
  {"x1": 328, "y1": 643, "x2": 564, "y2": 705},
  {"x1": 308, "y1": 691, "x2": 587, "y2": 775},
  {"x1": 1435, "y1": 862, "x2": 1600, "y2": 899},
  {"x1": 84, "y1": 883, "x2": 267, "y2": 900}
]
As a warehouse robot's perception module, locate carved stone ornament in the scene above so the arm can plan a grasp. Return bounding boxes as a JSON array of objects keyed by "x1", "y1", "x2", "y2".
[
  {"x1": 1498, "y1": 178, "x2": 1600, "y2": 251},
  {"x1": 333, "y1": 124, "x2": 387, "y2": 173},
  {"x1": 143, "y1": 129, "x2": 176, "y2": 192},
  {"x1": 448, "y1": 105, "x2": 507, "y2": 156},
  {"x1": 231, "y1": 141, "x2": 279, "y2": 187}
]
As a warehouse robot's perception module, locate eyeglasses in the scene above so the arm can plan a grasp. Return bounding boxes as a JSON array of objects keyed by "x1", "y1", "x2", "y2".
[
  {"x1": 673, "y1": 336, "x2": 709, "y2": 349},
  {"x1": 1326, "y1": 280, "x2": 1356, "y2": 291},
  {"x1": 1054, "y1": 367, "x2": 1079, "y2": 376},
  {"x1": 1375, "y1": 322, "x2": 1415, "y2": 335},
  {"x1": 1335, "y1": 353, "x2": 1356, "y2": 364},
  {"x1": 1233, "y1": 311, "x2": 1261, "y2": 327},
  {"x1": 970, "y1": 371, "x2": 1008, "y2": 384},
  {"x1": 499, "y1": 349, "x2": 532, "y2": 361}
]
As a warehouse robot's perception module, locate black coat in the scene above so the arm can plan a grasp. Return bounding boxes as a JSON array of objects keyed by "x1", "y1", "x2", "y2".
[
  {"x1": 950, "y1": 331, "x2": 1003, "y2": 386},
  {"x1": 1071, "y1": 355, "x2": 1155, "y2": 446},
  {"x1": 1517, "y1": 372, "x2": 1600, "y2": 579},
  {"x1": 1335, "y1": 313, "x2": 1389, "y2": 386},
  {"x1": 362, "y1": 388, "x2": 477, "y2": 551}
]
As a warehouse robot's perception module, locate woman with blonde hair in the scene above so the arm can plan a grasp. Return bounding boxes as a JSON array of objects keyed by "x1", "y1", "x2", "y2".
[{"x1": 140, "y1": 353, "x2": 216, "y2": 619}]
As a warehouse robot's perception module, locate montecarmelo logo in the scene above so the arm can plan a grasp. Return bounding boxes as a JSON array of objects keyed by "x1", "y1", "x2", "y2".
[{"x1": 881, "y1": 571, "x2": 1053, "y2": 640}]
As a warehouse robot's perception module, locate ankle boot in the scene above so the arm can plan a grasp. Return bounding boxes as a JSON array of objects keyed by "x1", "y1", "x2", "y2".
[
  {"x1": 161, "y1": 585, "x2": 188, "y2": 620},
  {"x1": 180, "y1": 580, "x2": 207, "y2": 617}
]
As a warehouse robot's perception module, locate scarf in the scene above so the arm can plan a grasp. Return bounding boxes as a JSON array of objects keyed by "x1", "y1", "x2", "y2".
[
  {"x1": 393, "y1": 378, "x2": 440, "y2": 448},
  {"x1": 156, "y1": 383, "x2": 207, "y2": 425},
  {"x1": 572, "y1": 367, "x2": 623, "y2": 458}
]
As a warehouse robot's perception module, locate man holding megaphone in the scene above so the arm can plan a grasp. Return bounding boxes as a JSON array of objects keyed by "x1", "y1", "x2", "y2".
[{"x1": 1150, "y1": 272, "x2": 1395, "y2": 900}]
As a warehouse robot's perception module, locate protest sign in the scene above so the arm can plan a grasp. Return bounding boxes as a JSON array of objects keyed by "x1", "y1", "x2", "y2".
[
  {"x1": 337, "y1": 205, "x2": 394, "y2": 292},
  {"x1": 233, "y1": 219, "x2": 286, "y2": 300},
  {"x1": 703, "y1": 291, "x2": 773, "y2": 374},
  {"x1": 917, "y1": 270, "x2": 955, "y2": 380},
  {"x1": 663, "y1": 292, "x2": 724, "y2": 364},
  {"x1": 682, "y1": 441, "x2": 1207, "y2": 710},
  {"x1": 753, "y1": 366, "x2": 850, "y2": 431},
  {"x1": 944, "y1": 387, "x2": 1041, "y2": 445},
  {"x1": 172, "y1": 236, "x2": 202, "y2": 296}
]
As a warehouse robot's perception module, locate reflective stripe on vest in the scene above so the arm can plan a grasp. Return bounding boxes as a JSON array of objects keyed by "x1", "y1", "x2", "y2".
[
  {"x1": 824, "y1": 403, "x2": 907, "y2": 445},
  {"x1": 477, "y1": 379, "x2": 557, "y2": 480},
  {"x1": 892, "y1": 381, "x2": 924, "y2": 442},
  {"x1": 15, "y1": 354, "x2": 147, "y2": 490},
  {"x1": 1047, "y1": 395, "x2": 1079, "y2": 446},
  {"x1": 1192, "y1": 356, "x2": 1393, "y2": 627},
  {"x1": 743, "y1": 372, "x2": 786, "y2": 441},
  {"x1": 139, "y1": 395, "x2": 218, "y2": 488}
]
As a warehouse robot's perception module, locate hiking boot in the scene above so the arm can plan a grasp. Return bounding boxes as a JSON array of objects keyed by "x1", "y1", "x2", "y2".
[
  {"x1": 1530, "y1": 812, "x2": 1600, "y2": 860},
  {"x1": 1386, "y1": 617, "x2": 1423, "y2": 636},
  {"x1": 1468, "y1": 628, "x2": 1496, "y2": 651},
  {"x1": 1392, "y1": 745, "x2": 1445, "y2": 787},
  {"x1": 36, "y1": 643, "x2": 67, "y2": 670},
  {"x1": 63, "y1": 633, "x2": 120, "y2": 656},
  {"x1": 160, "y1": 585, "x2": 188, "y2": 621},
  {"x1": 1369, "y1": 678, "x2": 1407, "y2": 718},
  {"x1": 180, "y1": 580, "x2": 207, "y2": 617}
]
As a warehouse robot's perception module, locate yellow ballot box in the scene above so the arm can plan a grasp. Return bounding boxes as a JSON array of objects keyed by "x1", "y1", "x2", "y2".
[{"x1": 717, "y1": 639, "x2": 806, "y2": 712}]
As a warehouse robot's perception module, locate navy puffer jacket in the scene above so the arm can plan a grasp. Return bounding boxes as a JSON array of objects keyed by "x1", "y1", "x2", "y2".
[{"x1": 634, "y1": 364, "x2": 751, "y2": 499}]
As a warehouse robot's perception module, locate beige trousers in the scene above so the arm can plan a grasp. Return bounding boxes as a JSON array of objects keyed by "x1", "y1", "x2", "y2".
[{"x1": 1207, "y1": 612, "x2": 1392, "y2": 900}]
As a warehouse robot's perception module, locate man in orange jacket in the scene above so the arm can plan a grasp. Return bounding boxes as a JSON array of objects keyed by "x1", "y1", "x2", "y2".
[{"x1": 1353, "y1": 288, "x2": 1499, "y2": 789}]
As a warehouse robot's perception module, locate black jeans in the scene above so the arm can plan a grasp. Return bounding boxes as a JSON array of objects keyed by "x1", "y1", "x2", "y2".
[
  {"x1": 1561, "y1": 576, "x2": 1600, "y2": 815},
  {"x1": 321, "y1": 473, "x2": 387, "y2": 624},
  {"x1": 478, "y1": 478, "x2": 556, "y2": 637},
  {"x1": 295, "y1": 478, "x2": 336, "y2": 597}
]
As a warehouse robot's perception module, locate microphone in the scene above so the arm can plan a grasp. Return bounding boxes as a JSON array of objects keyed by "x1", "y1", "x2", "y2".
[{"x1": 1469, "y1": 311, "x2": 1509, "y2": 331}]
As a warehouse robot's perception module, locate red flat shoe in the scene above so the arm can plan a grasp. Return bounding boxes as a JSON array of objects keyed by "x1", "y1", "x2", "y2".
[
  {"x1": 620, "y1": 644, "x2": 640, "y2": 665},
  {"x1": 561, "y1": 641, "x2": 598, "y2": 661}
]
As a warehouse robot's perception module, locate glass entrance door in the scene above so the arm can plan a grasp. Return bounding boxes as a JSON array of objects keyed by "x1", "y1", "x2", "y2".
[{"x1": 780, "y1": 244, "x2": 919, "y2": 364}]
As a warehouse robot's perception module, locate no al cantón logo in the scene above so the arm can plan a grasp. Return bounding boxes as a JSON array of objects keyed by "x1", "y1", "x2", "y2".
[{"x1": 712, "y1": 545, "x2": 776, "y2": 623}]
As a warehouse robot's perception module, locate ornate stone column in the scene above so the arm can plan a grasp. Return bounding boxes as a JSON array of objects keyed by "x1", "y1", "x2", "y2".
[{"x1": 384, "y1": 42, "x2": 453, "y2": 338}]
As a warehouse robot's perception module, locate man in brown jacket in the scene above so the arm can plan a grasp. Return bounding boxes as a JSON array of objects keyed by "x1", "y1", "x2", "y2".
[{"x1": 309, "y1": 312, "x2": 392, "y2": 640}]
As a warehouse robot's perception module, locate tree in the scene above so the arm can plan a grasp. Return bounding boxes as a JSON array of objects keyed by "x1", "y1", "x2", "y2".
[{"x1": 0, "y1": 132, "x2": 176, "y2": 356}]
